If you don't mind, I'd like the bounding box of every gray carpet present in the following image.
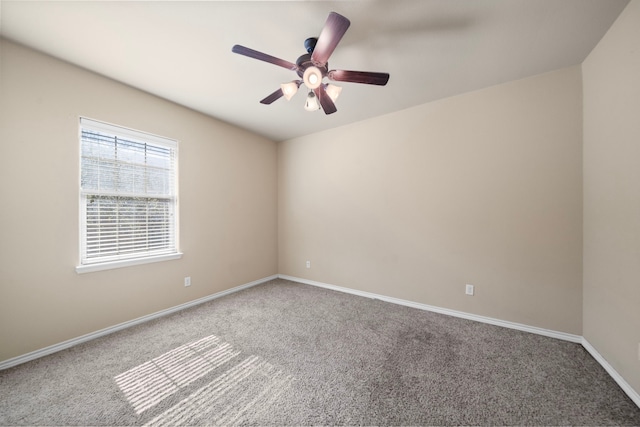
[1,278,639,426]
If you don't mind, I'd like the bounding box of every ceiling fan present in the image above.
[232,12,390,115]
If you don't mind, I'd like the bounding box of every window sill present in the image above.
[75,253,183,274]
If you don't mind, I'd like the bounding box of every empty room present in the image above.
[1,0,639,425]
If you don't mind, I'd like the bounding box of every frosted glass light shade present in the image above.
[304,91,320,111]
[325,84,342,102]
[280,82,298,101]
[303,66,323,89]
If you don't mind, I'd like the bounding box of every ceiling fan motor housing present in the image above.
[296,52,328,79]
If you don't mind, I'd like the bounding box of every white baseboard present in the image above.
[3,273,639,411]
[279,274,582,343]
[0,274,278,371]
[279,274,640,409]
[582,338,640,408]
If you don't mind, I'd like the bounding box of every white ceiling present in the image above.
[0,0,629,142]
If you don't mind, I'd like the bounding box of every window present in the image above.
[77,118,180,273]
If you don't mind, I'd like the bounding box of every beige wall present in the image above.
[0,39,278,362]
[279,66,583,334]
[582,0,640,396]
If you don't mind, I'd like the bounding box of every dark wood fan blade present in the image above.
[232,45,298,71]
[328,70,390,86]
[311,12,350,67]
[260,88,284,105]
[314,86,337,115]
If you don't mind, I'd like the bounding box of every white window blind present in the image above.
[79,118,178,268]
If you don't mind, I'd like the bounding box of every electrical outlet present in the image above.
[465,284,474,296]
[184,277,191,287]
[306,261,311,269]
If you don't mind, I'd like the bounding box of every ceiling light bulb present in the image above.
[325,84,342,102]
[280,81,299,101]
[304,91,320,111]
[303,66,323,90]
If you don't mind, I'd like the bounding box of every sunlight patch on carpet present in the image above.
[115,335,240,414]
[144,355,294,426]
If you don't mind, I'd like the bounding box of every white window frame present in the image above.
[76,117,181,274]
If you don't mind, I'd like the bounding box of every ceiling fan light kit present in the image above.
[232,11,389,115]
